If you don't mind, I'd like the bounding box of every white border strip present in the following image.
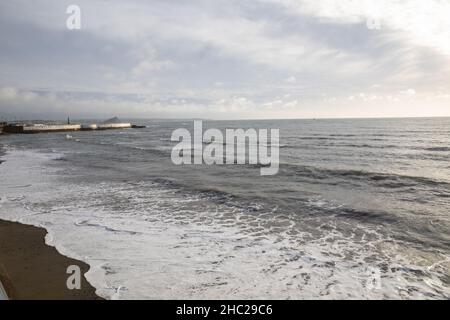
[0,280,8,300]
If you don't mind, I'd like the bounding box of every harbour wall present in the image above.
[3,123,134,134]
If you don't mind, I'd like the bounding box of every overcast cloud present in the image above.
[1,0,450,120]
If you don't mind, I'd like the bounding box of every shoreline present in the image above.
[0,219,102,300]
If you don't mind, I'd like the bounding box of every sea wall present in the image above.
[24,124,82,133]
[4,123,135,134]
[97,123,132,130]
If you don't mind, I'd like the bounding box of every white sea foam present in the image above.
[0,148,448,299]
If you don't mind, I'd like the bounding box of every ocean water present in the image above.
[0,118,449,299]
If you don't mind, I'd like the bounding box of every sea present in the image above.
[0,117,449,299]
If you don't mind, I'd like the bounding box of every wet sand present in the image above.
[0,219,102,300]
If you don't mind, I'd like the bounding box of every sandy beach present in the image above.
[0,219,101,300]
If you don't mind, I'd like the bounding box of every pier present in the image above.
[2,118,144,134]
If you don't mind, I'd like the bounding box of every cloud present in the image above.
[284,76,297,83]
[0,1,450,119]
[400,88,416,96]
[264,0,450,55]
[131,44,174,77]
[0,87,19,99]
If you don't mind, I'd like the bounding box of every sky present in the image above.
[0,0,450,120]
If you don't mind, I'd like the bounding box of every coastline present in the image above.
[0,219,102,300]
